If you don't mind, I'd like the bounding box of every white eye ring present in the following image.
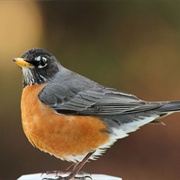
[38,64,47,68]
[37,56,48,68]
[35,56,41,61]
[42,57,47,62]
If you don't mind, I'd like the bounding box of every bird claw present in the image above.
[41,171,92,180]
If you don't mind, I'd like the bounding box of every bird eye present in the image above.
[35,56,48,68]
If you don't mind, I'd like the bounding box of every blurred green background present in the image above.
[1,1,180,179]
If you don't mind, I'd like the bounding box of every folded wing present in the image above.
[38,70,164,116]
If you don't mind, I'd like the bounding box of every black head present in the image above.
[22,48,53,68]
[13,48,61,87]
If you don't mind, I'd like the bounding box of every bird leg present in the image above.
[42,150,95,180]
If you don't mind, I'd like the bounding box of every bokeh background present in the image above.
[1,1,180,180]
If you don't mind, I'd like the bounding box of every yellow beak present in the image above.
[13,58,32,68]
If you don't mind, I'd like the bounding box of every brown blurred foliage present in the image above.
[1,1,180,180]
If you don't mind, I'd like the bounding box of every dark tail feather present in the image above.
[158,101,180,113]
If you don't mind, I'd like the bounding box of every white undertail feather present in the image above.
[63,114,160,162]
[93,114,160,159]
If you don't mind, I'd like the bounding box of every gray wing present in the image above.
[38,68,164,116]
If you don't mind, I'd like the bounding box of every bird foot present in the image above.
[42,151,95,180]
[42,170,92,180]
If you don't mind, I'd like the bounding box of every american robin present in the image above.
[13,48,180,180]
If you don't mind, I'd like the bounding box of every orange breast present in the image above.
[21,84,109,161]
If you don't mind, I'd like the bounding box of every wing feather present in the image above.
[38,69,163,116]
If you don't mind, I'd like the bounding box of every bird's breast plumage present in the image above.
[21,84,110,162]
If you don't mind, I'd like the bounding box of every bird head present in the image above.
[13,48,61,87]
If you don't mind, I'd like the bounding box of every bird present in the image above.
[13,48,180,180]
